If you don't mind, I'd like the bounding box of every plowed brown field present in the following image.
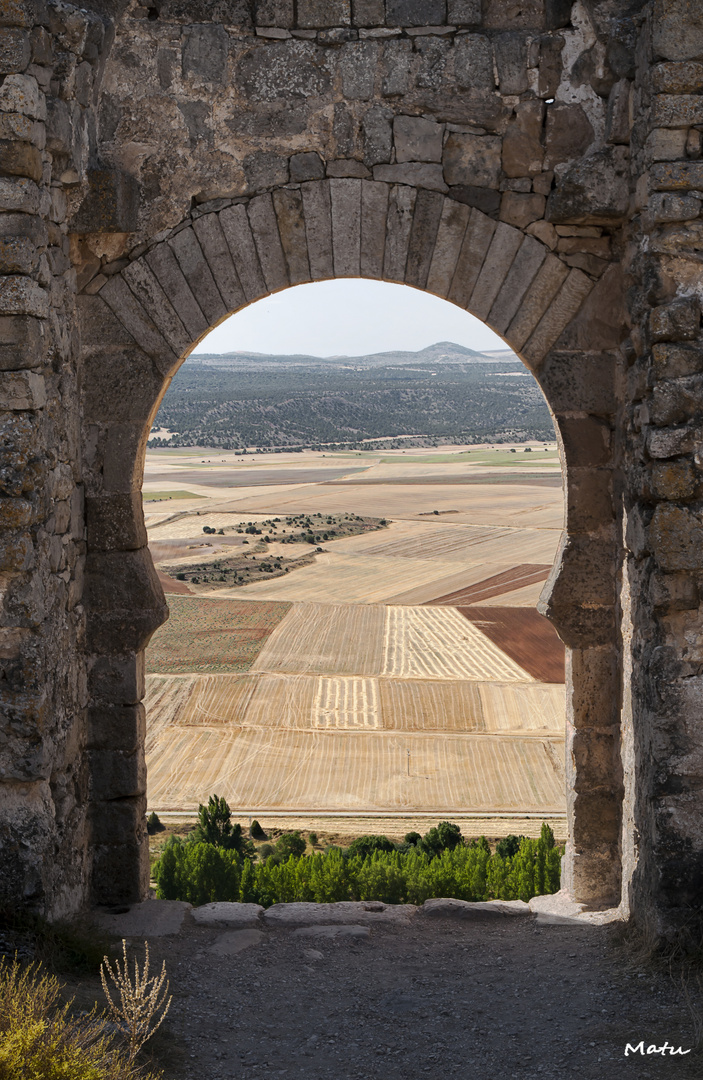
[459,607,565,683]
[424,564,552,606]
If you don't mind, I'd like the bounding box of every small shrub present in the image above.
[404,832,422,847]
[495,835,524,859]
[146,812,164,835]
[250,819,266,840]
[308,832,318,847]
[0,958,161,1080]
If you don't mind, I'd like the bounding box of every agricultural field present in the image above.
[144,443,568,822]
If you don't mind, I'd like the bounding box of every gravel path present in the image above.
[142,914,700,1080]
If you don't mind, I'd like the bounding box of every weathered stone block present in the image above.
[0,28,30,73]
[448,0,480,21]
[340,42,378,99]
[362,104,392,166]
[648,504,703,572]
[539,534,616,647]
[544,104,595,171]
[289,151,325,182]
[650,161,703,191]
[469,220,522,321]
[217,204,268,306]
[651,375,703,427]
[330,177,361,277]
[247,192,289,292]
[182,24,228,83]
[488,234,546,334]
[538,351,616,418]
[360,179,388,278]
[0,313,44,369]
[99,277,177,379]
[0,1,42,29]
[298,0,350,27]
[88,652,145,707]
[652,94,703,128]
[91,840,149,907]
[243,149,289,192]
[547,147,629,226]
[88,795,146,846]
[649,570,699,611]
[405,188,443,289]
[502,100,544,178]
[84,547,168,654]
[192,214,246,314]
[652,460,697,500]
[373,163,447,192]
[443,133,501,189]
[0,175,40,213]
[255,0,294,27]
[647,424,702,459]
[352,0,384,25]
[70,169,140,233]
[652,0,703,63]
[453,33,493,90]
[86,493,147,553]
[499,191,545,228]
[386,0,446,25]
[652,62,703,94]
[273,187,310,285]
[605,79,631,145]
[327,159,371,178]
[87,705,146,755]
[0,73,44,119]
[0,274,47,318]
[494,31,528,94]
[505,253,568,351]
[394,115,443,163]
[650,296,700,342]
[566,468,613,532]
[448,184,500,218]
[558,415,612,468]
[0,235,37,274]
[652,343,703,380]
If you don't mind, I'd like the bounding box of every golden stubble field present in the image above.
[144,444,567,825]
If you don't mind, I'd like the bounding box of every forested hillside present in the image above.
[148,343,553,450]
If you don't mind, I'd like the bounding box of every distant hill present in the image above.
[189,341,515,368]
[149,342,553,451]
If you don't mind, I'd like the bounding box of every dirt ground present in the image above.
[131,914,701,1080]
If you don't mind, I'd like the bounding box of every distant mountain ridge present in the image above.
[150,343,551,451]
[189,341,517,368]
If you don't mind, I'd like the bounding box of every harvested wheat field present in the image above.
[145,673,563,737]
[459,607,565,683]
[381,606,532,681]
[146,724,565,813]
[146,596,291,674]
[252,603,386,676]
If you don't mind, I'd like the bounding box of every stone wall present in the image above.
[0,0,702,937]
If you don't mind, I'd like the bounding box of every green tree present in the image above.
[346,835,395,859]
[146,811,164,835]
[404,831,422,847]
[437,821,463,850]
[192,795,254,859]
[250,819,266,840]
[495,834,523,859]
[275,831,306,859]
[154,839,241,905]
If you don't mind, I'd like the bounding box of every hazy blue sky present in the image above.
[192,279,507,357]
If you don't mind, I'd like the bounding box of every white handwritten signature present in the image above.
[625,1041,691,1056]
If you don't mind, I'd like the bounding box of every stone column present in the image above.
[0,0,111,915]
[619,2,703,937]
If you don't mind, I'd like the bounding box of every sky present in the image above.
[192,279,508,357]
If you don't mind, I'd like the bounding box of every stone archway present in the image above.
[6,0,703,936]
[78,179,624,909]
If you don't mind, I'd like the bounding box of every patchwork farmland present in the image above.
[144,444,567,824]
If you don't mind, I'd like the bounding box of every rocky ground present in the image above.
[91,899,702,1080]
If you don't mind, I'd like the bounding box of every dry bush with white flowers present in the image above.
[100,939,172,1062]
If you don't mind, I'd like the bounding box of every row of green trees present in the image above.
[153,823,561,908]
